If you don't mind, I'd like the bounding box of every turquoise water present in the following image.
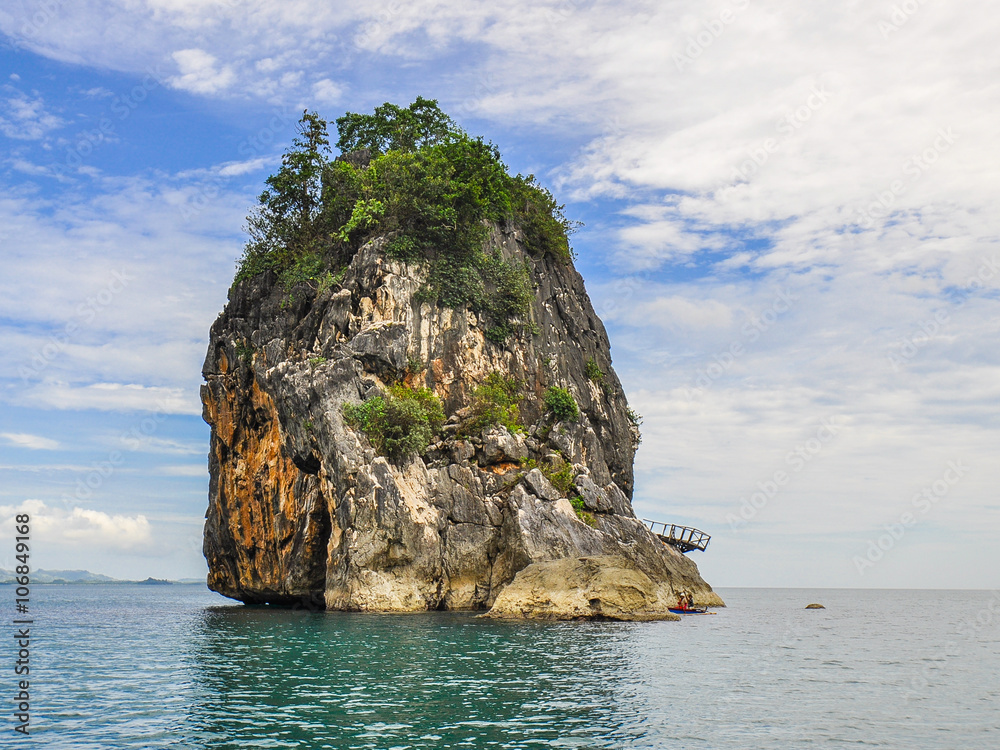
[19,585,1000,747]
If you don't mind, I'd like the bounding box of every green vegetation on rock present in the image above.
[521,454,574,496]
[625,407,643,446]
[465,372,523,434]
[234,340,255,366]
[570,495,597,527]
[343,384,445,460]
[235,98,577,343]
[546,461,575,495]
[544,386,579,422]
[585,357,605,384]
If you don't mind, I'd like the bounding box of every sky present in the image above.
[0,0,997,588]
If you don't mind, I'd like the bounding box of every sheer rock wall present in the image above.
[202,227,722,610]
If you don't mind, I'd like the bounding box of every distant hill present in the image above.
[0,569,201,584]
[0,568,118,584]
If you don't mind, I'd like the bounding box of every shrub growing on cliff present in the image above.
[584,357,605,384]
[465,373,523,434]
[546,460,575,495]
[544,386,579,422]
[343,385,444,460]
[235,100,578,342]
[570,495,597,527]
[237,111,333,284]
[625,407,643,446]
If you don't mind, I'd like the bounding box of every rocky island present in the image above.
[202,99,722,619]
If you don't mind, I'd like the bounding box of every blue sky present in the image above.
[0,0,997,588]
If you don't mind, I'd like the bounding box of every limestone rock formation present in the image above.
[202,227,722,612]
[483,556,683,621]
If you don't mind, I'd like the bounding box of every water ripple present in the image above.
[24,586,1000,748]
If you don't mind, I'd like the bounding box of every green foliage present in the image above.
[316,268,345,294]
[520,454,574,496]
[237,111,332,282]
[569,495,596,526]
[235,100,579,342]
[625,407,643,446]
[406,356,426,374]
[585,357,605,383]
[330,131,543,342]
[478,251,535,344]
[545,386,579,422]
[343,384,444,460]
[234,340,255,366]
[465,373,523,434]
[336,96,456,154]
[387,234,418,261]
[547,461,575,495]
[234,244,280,284]
[336,198,384,242]
[308,356,327,370]
[279,251,326,290]
[505,174,578,263]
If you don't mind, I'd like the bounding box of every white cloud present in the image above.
[0,432,60,450]
[0,169,246,412]
[21,382,201,414]
[169,48,236,94]
[0,85,65,139]
[0,499,152,550]
[611,295,733,331]
[157,464,207,477]
[312,78,343,106]
[127,437,204,456]
[3,0,999,586]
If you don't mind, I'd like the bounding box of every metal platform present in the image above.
[642,520,711,553]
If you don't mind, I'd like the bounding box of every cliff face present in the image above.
[202,226,721,611]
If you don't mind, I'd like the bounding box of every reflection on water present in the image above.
[183,607,648,748]
[27,585,1000,748]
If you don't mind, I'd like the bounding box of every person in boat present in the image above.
[676,591,690,611]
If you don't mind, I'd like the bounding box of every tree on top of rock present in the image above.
[335,97,457,154]
[242,110,331,275]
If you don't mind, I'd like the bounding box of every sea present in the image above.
[12,585,999,748]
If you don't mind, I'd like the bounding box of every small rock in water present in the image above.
[805,603,825,609]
